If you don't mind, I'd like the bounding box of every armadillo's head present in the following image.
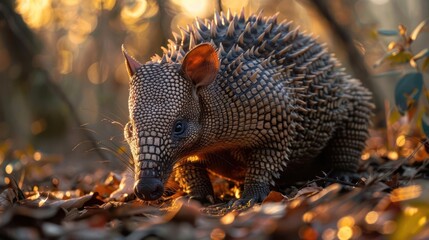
[122,43,219,201]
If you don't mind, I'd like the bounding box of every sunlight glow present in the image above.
[404,206,419,216]
[361,152,370,161]
[58,50,73,74]
[289,199,302,209]
[396,135,406,147]
[172,0,209,16]
[370,0,389,5]
[365,211,379,224]
[121,0,148,24]
[38,195,49,207]
[4,177,10,185]
[322,228,336,240]
[5,164,13,174]
[387,151,398,160]
[222,0,250,13]
[210,228,226,240]
[16,0,53,29]
[302,211,315,223]
[220,212,235,225]
[33,152,42,161]
[186,156,200,162]
[88,62,109,84]
[419,216,427,226]
[337,226,353,240]
[338,216,355,228]
[91,0,116,10]
[232,185,240,199]
[390,185,422,202]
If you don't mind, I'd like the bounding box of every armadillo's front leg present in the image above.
[175,161,215,204]
[230,149,284,207]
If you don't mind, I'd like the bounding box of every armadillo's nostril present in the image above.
[134,178,164,201]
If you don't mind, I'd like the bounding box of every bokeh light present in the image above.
[390,185,422,202]
[16,0,53,29]
[121,0,148,24]
[171,0,211,16]
[365,211,379,224]
[5,164,13,174]
[88,62,109,85]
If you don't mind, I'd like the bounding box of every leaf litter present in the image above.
[2,133,429,239]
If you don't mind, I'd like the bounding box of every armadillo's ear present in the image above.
[181,43,220,87]
[122,44,142,79]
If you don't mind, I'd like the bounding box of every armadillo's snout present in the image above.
[134,178,164,201]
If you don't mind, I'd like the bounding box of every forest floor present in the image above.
[2,130,429,240]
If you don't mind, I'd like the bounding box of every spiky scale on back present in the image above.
[122,10,374,205]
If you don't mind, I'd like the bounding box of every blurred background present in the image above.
[0,0,428,189]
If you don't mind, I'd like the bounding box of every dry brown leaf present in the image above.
[163,199,202,226]
[262,191,286,204]
[22,192,102,209]
[109,169,134,200]
[294,185,323,199]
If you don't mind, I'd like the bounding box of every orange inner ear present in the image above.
[182,43,220,87]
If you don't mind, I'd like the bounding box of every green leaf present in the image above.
[411,20,427,41]
[395,72,423,114]
[378,29,399,36]
[388,107,402,124]
[422,113,429,138]
[387,51,413,65]
[392,202,429,240]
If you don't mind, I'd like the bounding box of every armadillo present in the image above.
[121,10,373,205]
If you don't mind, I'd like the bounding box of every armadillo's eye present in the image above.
[173,120,187,136]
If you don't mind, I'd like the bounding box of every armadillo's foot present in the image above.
[323,170,362,188]
[175,162,215,205]
[226,183,270,210]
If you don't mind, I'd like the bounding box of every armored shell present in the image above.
[122,10,373,203]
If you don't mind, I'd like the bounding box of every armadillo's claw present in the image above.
[224,182,270,211]
[228,197,256,210]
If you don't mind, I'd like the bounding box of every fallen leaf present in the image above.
[262,191,286,203]
[109,169,134,200]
